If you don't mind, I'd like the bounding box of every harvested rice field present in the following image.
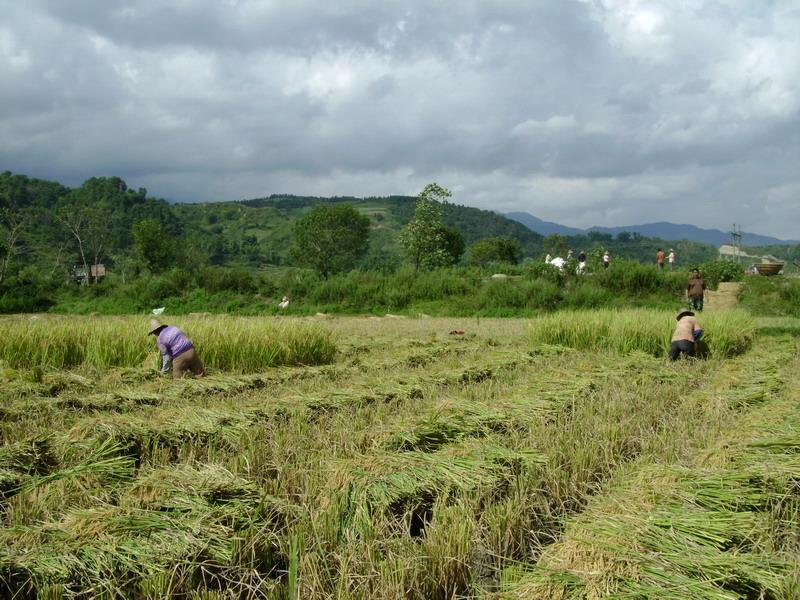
[0,311,798,599]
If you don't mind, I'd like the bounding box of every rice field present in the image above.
[0,316,335,371]
[0,311,797,599]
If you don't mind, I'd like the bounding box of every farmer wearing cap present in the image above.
[148,319,205,378]
[670,310,702,361]
[685,268,706,311]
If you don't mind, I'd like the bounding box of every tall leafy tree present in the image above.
[291,204,371,277]
[440,225,465,265]
[468,236,522,266]
[133,219,174,273]
[543,233,570,257]
[0,208,28,285]
[399,183,456,270]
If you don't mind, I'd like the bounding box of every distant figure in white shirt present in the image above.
[549,256,566,271]
[278,296,290,309]
[577,250,587,274]
[668,249,676,271]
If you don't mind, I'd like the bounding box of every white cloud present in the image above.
[511,115,579,136]
[0,0,798,239]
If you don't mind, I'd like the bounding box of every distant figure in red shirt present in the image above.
[656,248,665,271]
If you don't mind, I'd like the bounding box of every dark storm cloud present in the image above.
[1,0,799,238]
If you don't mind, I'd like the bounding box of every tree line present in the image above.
[1,170,730,313]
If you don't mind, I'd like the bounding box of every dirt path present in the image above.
[705,281,743,310]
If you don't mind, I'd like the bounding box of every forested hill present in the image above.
[186,193,547,267]
[2,171,724,283]
[0,172,545,274]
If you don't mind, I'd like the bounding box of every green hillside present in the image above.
[173,194,546,269]
[0,170,751,315]
[2,170,727,278]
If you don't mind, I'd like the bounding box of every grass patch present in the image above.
[0,316,336,371]
[529,308,754,357]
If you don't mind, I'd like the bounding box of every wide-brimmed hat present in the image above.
[676,310,695,321]
[148,318,166,335]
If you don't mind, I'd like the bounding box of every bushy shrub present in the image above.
[593,260,682,295]
[468,237,522,266]
[522,261,566,285]
[698,260,744,289]
[564,281,613,308]
[197,266,257,294]
[0,268,58,313]
[739,276,800,317]
[140,275,182,305]
[408,268,476,299]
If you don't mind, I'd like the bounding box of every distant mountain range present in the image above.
[506,212,798,247]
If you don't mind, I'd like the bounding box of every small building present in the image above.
[717,245,780,263]
[71,264,106,284]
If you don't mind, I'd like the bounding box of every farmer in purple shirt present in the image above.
[148,319,205,378]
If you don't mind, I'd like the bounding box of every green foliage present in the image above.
[592,260,686,296]
[698,259,745,289]
[542,234,570,257]
[195,266,258,294]
[399,183,455,270]
[0,267,59,313]
[290,204,370,277]
[523,260,566,285]
[468,237,523,266]
[0,170,723,290]
[555,233,717,266]
[440,226,465,265]
[741,243,800,268]
[38,259,697,317]
[739,276,800,317]
[476,278,563,311]
[441,203,543,256]
[132,219,173,273]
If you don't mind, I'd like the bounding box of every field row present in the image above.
[0,315,791,598]
[498,334,800,599]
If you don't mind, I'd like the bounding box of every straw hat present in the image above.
[676,310,694,321]
[148,319,166,335]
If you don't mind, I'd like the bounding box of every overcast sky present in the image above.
[1,1,799,237]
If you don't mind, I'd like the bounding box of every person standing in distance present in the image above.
[656,248,665,271]
[149,319,205,378]
[685,268,706,311]
[602,250,610,269]
[577,250,587,274]
[668,249,676,271]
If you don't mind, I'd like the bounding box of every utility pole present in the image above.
[730,224,743,263]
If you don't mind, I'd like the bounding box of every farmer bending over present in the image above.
[670,310,702,361]
[149,319,205,378]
